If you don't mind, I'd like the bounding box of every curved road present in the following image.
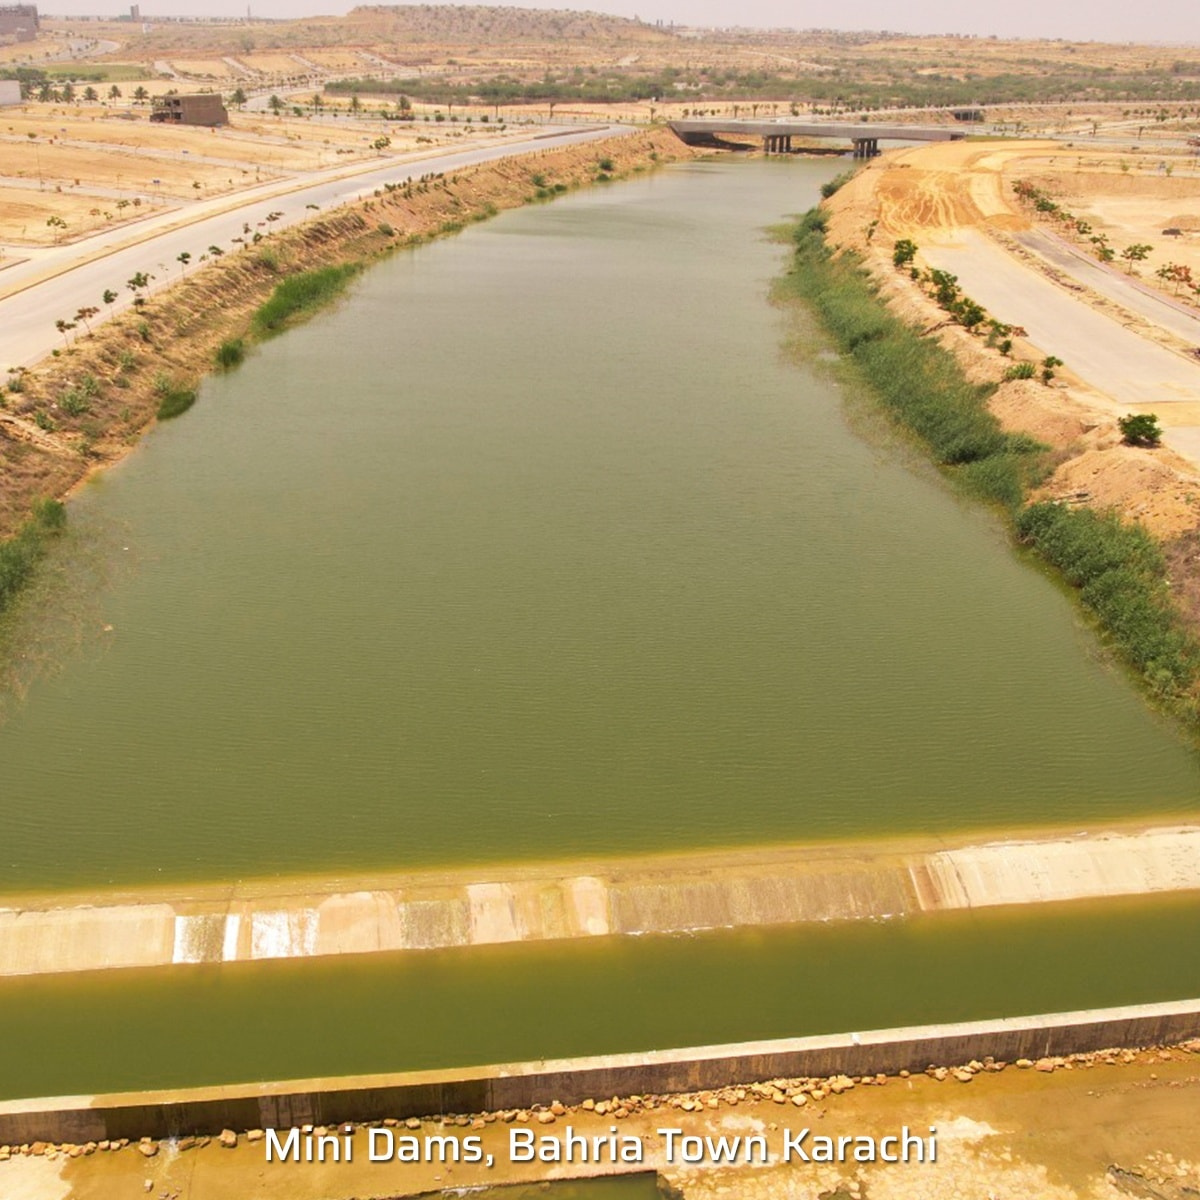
[0,124,631,371]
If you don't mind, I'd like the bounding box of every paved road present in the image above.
[0,124,630,371]
[923,229,1200,466]
[1013,228,1200,346]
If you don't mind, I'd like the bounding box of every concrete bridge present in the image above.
[668,118,969,157]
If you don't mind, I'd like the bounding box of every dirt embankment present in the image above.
[0,127,700,544]
[822,141,1200,581]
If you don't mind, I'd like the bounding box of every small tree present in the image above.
[176,251,191,275]
[268,94,284,114]
[1041,355,1064,384]
[54,318,76,349]
[132,85,149,104]
[75,305,99,334]
[1120,243,1153,274]
[230,87,247,110]
[892,238,917,269]
[1118,413,1162,447]
[102,288,117,308]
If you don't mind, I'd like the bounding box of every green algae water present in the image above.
[1,158,1200,1102]
[1,158,1197,893]
[1,892,1199,1100]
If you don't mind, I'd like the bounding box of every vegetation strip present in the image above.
[252,263,364,336]
[784,210,1200,720]
[0,501,66,618]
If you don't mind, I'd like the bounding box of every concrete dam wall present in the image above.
[1,823,1198,978]
[0,998,1197,1144]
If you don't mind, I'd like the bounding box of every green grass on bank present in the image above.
[784,210,1044,510]
[786,208,1200,717]
[1017,503,1199,700]
[0,500,66,619]
[252,263,363,337]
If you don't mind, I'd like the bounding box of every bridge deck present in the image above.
[669,118,967,143]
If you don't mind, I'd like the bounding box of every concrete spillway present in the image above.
[668,118,968,156]
[1,823,1198,978]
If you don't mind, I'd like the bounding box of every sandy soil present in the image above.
[0,106,528,245]
[4,1050,1196,1200]
[823,141,1200,547]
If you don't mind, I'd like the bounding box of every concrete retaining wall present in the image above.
[3,824,1199,978]
[1,998,1197,1145]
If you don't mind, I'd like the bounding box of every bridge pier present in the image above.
[852,137,880,159]
[762,134,793,155]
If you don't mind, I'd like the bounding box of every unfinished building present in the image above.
[150,93,229,126]
[0,4,38,43]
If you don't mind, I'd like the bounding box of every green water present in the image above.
[1,893,1199,1100]
[1,158,1197,893]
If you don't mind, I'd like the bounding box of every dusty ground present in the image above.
[0,104,529,246]
[823,140,1200,550]
[1,1049,1197,1200]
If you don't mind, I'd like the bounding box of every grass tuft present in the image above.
[252,264,362,336]
[0,500,67,617]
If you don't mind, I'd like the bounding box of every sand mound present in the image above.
[1039,445,1200,539]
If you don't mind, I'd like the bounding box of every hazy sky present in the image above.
[45,0,1198,43]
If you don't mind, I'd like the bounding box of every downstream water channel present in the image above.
[1,158,1199,1099]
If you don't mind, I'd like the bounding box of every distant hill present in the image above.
[115,5,674,55]
[345,4,672,44]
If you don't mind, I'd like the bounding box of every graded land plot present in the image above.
[0,107,471,242]
[0,39,66,64]
[0,185,147,245]
[167,57,238,79]
[0,133,270,200]
[1010,159,1200,292]
[298,48,376,71]
[238,53,313,75]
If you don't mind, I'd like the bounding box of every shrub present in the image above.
[59,388,89,417]
[214,338,245,370]
[252,264,361,335]
[0,500,66,615]
[156,388,196,420]
[820,169,856,199]
[1004,361,1036,381]
[1118,413,1162,447]
[892,238,918,268]
[597,157,615,173]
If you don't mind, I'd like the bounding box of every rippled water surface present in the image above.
[1,158,1197,893]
